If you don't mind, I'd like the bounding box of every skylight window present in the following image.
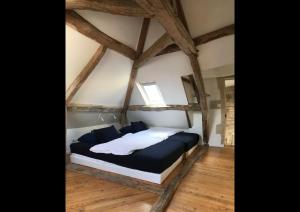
[137,82,165,106]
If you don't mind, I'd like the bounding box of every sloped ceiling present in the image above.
[66,25,99,89]
[181,0,234,37]
[66,11,143,106]
[75,10,143,49]
[66,0,234,107]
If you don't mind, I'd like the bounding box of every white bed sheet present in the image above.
[90,127,182,155]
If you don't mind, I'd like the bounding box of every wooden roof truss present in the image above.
[66,0,235,144]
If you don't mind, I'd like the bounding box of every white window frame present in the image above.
[136,82,166,106]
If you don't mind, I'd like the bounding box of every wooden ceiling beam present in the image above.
[66,46,107,105]
[128,104,201,111]
[134,33,173,68]
[156,24,235,56]
[135,0,197,55]
[66,10,137,60]
[66,0,151,18]
[67,103,122,113]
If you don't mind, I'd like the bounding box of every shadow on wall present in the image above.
[127,110,190,129]
[66,111,120,129]
[127,111,203,138]
[208,109,223,147]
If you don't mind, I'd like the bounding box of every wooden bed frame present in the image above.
[66,144,208,211]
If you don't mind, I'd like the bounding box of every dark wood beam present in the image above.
[187,54,209,143]
[135,18,151,56]
[135,0,197,55]
[66,46,107,105]
[128,104,201,111]
[156,24,235,56]
[175,0,189,33]
[122,18,150,112]
[185,110,192,128]
[67,103,122,113]
[170,0,178,16]
[134,33,173,68]
[173,0,192,129]
[121,18,151,125]
[66,10,137,60]
[66,0,151,18]
[150,145,208,212]
[136,0,209,142]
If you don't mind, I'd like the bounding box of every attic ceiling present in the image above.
[181,0,234,37]
[70,0,234,53]
[66,0,234,106]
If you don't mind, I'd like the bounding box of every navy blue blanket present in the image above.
[70,132,199,174]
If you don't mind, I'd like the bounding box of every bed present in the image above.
[69,127,200,184]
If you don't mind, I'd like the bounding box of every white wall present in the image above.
[198,35,234,70]
[66,11,143,106]
[71,49,133,105]
[204,78,223,147]
[66,111,120,129]
[181,0,234,37]
[202,64,234,79]
[144,19,166,49]
[66,25,100,89]
[66,11,143,128]
[127,50,193,130]
[76,10,143,49]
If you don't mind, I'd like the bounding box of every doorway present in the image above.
[224,79,234,146]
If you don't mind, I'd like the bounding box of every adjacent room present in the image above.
[66,0,234,211]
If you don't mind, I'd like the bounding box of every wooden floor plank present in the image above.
[66,146,234,212]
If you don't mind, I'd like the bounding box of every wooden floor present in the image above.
[66,147,234,212]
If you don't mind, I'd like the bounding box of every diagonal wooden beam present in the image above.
[170,0,178,16]
[66,0,151,18]
[134,33,173,68]
[187,53,209,143]
[135,18,151,56]
[135,0,209,142]
[150,145,208,212]
[135,0,197,55]
[174,0,192,129]
[175,0,189,33]
[121,18,150,124]
[156,24,235,56]
[66,10,137,60]
[66,46,107,105]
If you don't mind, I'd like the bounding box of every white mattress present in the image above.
[70,145,198,184]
